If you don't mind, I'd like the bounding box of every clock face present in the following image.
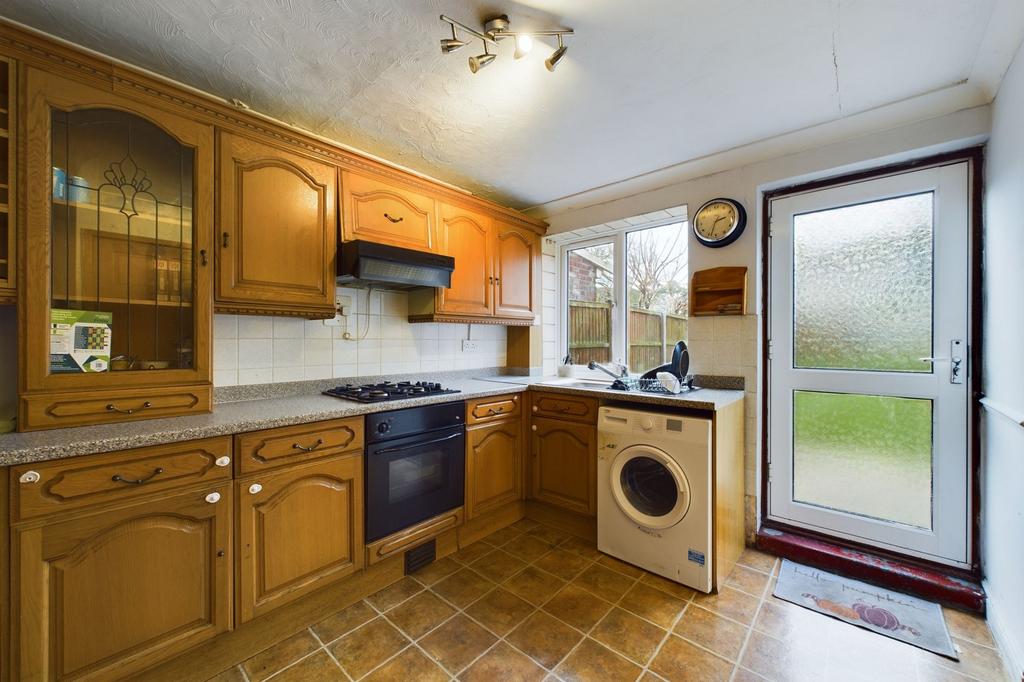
[693,198,746,247]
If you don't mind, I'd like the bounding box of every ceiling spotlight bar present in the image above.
[439,13,573,74]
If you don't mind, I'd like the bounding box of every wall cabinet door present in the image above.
[236,453,363,622]
[438,203,493,316]
[494,222,539,320]
[531,417,597,516]
[467,419,522,519]
[13,484,232,680]
[340,171,437,252]
[217,131,336,317]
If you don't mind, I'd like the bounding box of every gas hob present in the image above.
[322,381,461,403]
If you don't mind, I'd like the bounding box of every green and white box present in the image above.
[50,309,113,373]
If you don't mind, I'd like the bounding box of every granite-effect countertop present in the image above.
[0,377,743,466]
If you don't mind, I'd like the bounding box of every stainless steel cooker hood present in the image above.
[337,240,455,289]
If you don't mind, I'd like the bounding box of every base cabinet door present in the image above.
[466,419,522,519]
[216,131,337,317]
[531,417,596,516]
[13,484,232,680]
[237,453,363,622]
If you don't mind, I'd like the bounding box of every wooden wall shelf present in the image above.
[690,266,747,316]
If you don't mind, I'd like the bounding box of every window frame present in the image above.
[558,216,689,377]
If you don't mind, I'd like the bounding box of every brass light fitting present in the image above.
[439,14,573,74]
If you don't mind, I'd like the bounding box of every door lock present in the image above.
[950,339,964,385]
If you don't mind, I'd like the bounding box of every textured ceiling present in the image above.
[0,1,1011,208]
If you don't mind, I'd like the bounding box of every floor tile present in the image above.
[504,566,567,606]
[915,658,978,681]
[596,554,646,579]
[471,548,528,583]
[559,536,602,560]
[740,630,826,682]
[482,526,522,548]
[649,634,734,682]
[311,600,377,643]
[691,585,760,624]
[726,564,771,598]
[942,607,996,648]
[432,567,495,608]
[362,645,449,682]
[204,665,246,682]
[920,636,1010,682]
[365,576,423,611]
[452,541,498,565]
[464,587,536,636]
[269,651,345,681]
[511,518,541,532]
[737,548,778,574]
[573,564,636,602]
[639,572,697,601]
[620,582,687,629]
[242,630,320,681]
[386,590,456,639]
[732,668,770,682]
[754,598,834,649]
[419,614,498,674]
[329,617,410,680]
[590,607,666,665]
[533,548,593,581]
[555,637,642,682]
[527,524,572,546]
[673,604,749,661]
[458,641,546,682]
[507,610,584,669]
[410,556,461,586]
[502,534,555,563]
[542,583,615,632]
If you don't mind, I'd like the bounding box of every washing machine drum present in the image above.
[610,445,691,529]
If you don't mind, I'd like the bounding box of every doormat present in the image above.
[773,559,958,659]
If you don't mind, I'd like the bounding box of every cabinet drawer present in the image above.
[466,393,522,425]
[530,392,598,424]
[11,436,232,522]
[235,417,364,474]
[341,171,437,252]
[19,385,212,431]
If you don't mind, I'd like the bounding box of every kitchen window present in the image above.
[561,219,688,376]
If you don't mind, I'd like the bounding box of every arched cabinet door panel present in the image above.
[467,419,522,519]
[437,204,493,316]
[216,131,337,317]
[12,485,232,680]
[341,170,437,251]
[531,417,597,516]
[236,453,364,622]
[494,222,539,320]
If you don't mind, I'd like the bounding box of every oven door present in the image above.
[365,425,465,542]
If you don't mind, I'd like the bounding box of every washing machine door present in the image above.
[609,445,690,529]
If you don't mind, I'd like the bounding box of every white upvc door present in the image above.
[768,162,971,567]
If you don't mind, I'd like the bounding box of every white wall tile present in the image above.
[272,339,304,367]
[238,367,273,384]
[237,339,272,368]
[213,338,238,370]
[237,316,273,339]
[213,314,238,339]
[304,339,333,366]
[273,317,304,339]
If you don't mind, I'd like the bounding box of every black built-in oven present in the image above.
[364,401,465,543]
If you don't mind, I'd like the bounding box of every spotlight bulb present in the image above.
[468,52,496,73]
[545,44,567,71]
[441,38,467,53]
[513,34,533,59]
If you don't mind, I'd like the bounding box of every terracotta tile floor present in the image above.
[209,522,1010,681]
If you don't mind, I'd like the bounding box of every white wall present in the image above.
[534,105,992,542]
[980,39,1024,678]
[212,286,506,386]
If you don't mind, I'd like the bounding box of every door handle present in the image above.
[920,339,964,384]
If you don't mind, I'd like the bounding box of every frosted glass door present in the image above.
[768,164,971,567]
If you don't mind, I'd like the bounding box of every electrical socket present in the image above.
[323,295,353,327]
[462,339,479,352]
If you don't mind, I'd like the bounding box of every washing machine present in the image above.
[597,406,713,592]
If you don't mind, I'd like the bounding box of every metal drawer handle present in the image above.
[215,456,231,467]
[486,407,504,416]
[112,467,164,485]
[19,470,40,484]
[199,249,208,266]
[106,401,152,415]
[384,212,403,223]
[249,483,263,495]
[292,438,324,452]
[222,231,230,248]
[205,492,221,504]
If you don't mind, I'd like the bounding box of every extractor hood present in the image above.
[337,240,455,289]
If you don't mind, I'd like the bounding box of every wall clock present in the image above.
[692,197,746,248]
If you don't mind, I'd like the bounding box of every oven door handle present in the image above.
[374,432,462,455]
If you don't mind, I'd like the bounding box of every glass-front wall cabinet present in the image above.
[0,56,14,297]
[21,68,213,430]
[50,108,196,372]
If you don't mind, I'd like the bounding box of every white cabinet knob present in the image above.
[531,424,537,431]
[205,492,222,504]
[249,483,263,495]
[19,470,40,484]
[215,456,231,467]
[532,406,538,412]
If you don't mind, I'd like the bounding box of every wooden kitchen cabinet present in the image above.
[216,131,337,318]
[340,170,437,252]
[436,202,493,316]
[530,417,597,516]
[0,55,16,304]
[493,220,540,320]
[12,483,232,680]
[466,415,523,519]
[236,453,363,622]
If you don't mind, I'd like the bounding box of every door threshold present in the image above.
[756,526,985,613]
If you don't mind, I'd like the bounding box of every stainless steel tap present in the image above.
[588,360,629,380]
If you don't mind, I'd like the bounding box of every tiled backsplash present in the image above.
[213,287,506,386]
